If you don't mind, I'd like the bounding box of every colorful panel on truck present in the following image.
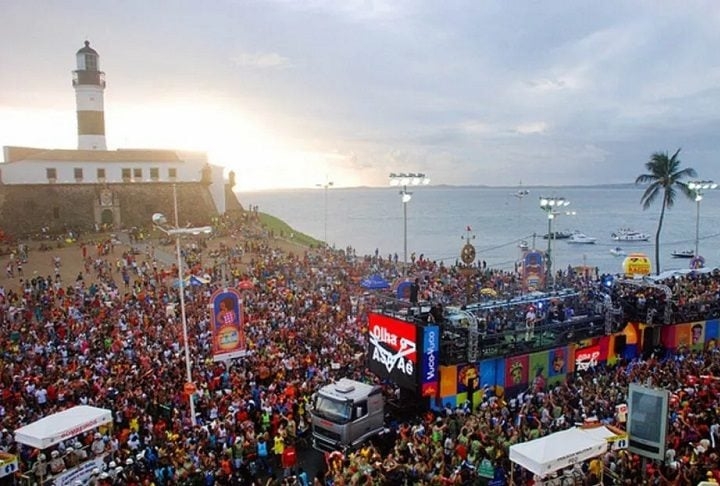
[457,363,480,393]
[367,312,418,391]
[705,320,719,349]
[504,354,529,395]
[480,359,499,394]
[494,357,506,398]
[689,321,706,351]
[674,323,692,350]
[529,350,549,391]
[440,365,458,397]
[547,347,568,385]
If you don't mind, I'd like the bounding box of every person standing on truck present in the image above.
[410,278,419,304]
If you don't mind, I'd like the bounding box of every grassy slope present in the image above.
[257,212,321,248]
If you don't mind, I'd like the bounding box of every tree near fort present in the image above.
[635,148,696,275]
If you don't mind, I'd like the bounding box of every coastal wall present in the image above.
[0,182,225,237]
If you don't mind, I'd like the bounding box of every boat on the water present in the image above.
[611,228,650,242]
[542,230,572,240]
[567,231,597,244]
[610,247,626,256]
[512,181,529,199]
[671,249,695,258]
[518,240,529,251]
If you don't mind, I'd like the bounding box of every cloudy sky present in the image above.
[1,1,719,190]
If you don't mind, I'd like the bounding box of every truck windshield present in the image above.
[314,395,352,423]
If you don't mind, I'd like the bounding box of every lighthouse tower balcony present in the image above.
[72,70,106,88]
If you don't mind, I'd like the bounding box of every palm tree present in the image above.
[635,148,697,275]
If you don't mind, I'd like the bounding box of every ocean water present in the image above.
[238,185,720,275]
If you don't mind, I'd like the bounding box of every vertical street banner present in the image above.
[211,288,246,361]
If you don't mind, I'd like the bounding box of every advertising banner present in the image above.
[575,344,601,372]
[420,325,440,396]
[211,288,246,361]
[367,312,418,390]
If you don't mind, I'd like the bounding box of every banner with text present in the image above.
[421,325,440,396]
[367,312,418,390]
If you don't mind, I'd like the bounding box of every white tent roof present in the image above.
[580,425,623,442]
[14,406,112,449]
[509,427,608,477]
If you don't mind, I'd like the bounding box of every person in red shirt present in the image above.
[281,444,297,477]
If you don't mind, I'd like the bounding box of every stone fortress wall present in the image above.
[0,182,232,238]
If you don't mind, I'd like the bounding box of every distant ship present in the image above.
[513,181,529,199]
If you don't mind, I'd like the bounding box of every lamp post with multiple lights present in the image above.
[687,180,717,258]
[389,172,430,276]
[539,196,571,290]
[152,184,212,427]
[316,178,334,247]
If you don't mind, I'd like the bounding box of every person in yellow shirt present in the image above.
[273,434,285,468]
[588,457,602,479]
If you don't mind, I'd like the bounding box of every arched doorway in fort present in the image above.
[101,209,114,225]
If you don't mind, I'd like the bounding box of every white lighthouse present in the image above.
[72,41,107,150]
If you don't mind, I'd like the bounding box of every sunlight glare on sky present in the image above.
[1,1,720,189]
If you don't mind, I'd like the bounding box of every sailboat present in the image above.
[513,181,529,199]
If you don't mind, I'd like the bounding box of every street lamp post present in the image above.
[688,180,717,257]
[152,184,212,427]
[389,173,430,276]
[316,178,334,246]
[539,197,571,290]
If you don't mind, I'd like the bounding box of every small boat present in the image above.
[610,247,626,256]
[567,231,596,244]
[512,181,529,199]
[518,240,529,251]
[542,230,572,240]
[611,228,650,242]
[671,249,694,258]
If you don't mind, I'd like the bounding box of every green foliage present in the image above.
[257,212,321,248]
[635,148,697,274]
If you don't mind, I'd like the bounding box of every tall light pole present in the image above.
[152,184,212,427]
[389,172,430,276]
[688,180,717,257]
[316,178,334,246]
[539,196,571,290]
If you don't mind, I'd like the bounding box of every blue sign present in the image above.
[421,325,439,396]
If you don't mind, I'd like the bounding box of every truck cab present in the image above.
[310,378,385,452]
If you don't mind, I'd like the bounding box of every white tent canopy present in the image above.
[581,425,622,442]
[14,406,112,449]
[509,427,608,478]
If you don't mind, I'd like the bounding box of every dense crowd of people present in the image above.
[1,212,720,485]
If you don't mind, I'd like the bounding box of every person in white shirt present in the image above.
[525,306,537,341]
